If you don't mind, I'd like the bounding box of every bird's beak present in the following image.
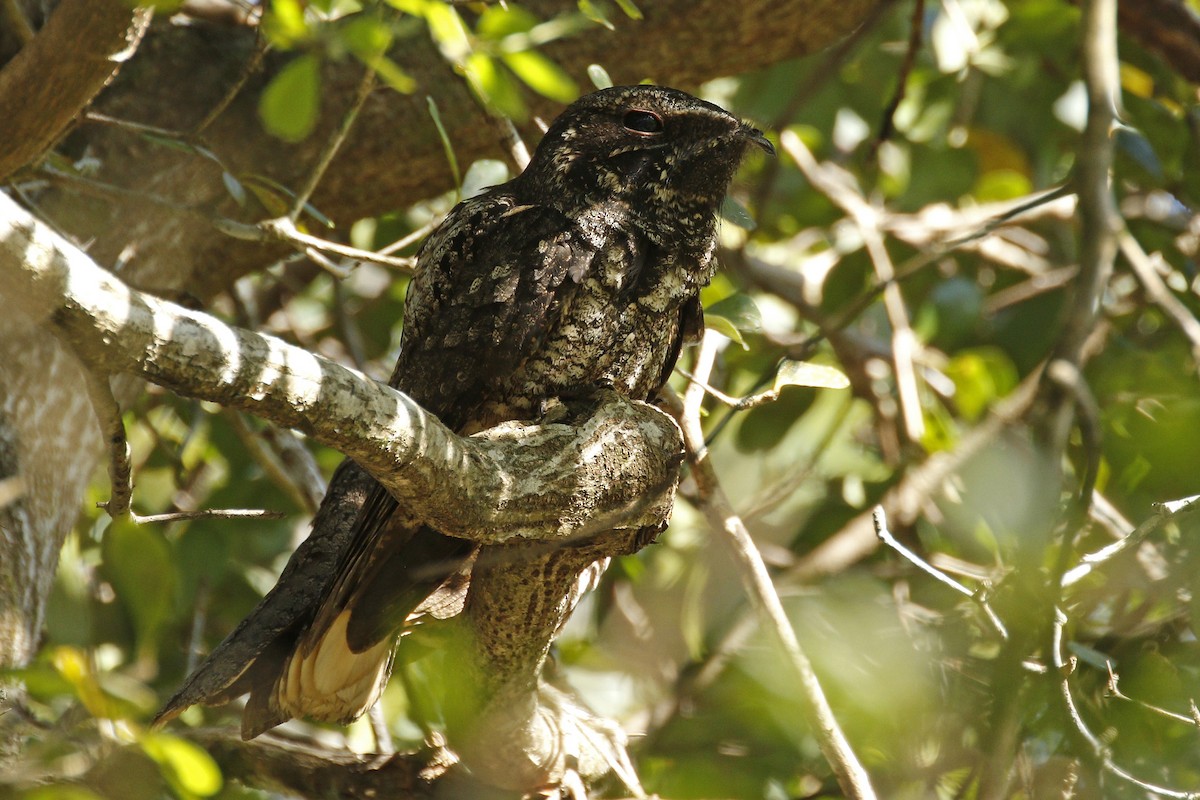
[745,126,775,156]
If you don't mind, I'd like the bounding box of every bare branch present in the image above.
[1062,493,1200,587]
[872,506,1008,640]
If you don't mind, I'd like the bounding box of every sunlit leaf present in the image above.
[773,360,850,391]
[613,0,643,20]
[705,314,746,348]
[944,347,1017,421]
[262,0,311,48]
[423,1,470,61]
[49,646,111,719]
[140,732,224,798]
[587,63,614,89]
[501,50,578,103]
[341,14,393,59]
[258,54,321,142]
[476,4,538,38]
[705,294,761,346]
[461,159,510,200]
[578,1,615,30]
[464,52,526,119]
[372,55,417,94]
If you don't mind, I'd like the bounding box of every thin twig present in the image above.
[39,164,198,215]
[80,366,133,520]
[223,410,324,514]
[672,367,780,410]
[377,218,439,256]
[1062,493,1199,587]
[193,28,269,136]
[1045,359,1103,516]
[672,331,878,800]
[289,65,377,222]
[133,508,285,523]
[1106,662,1200,728]
[216,215,416,273]
[83,111,192,141]
[497,116,531,171]
[873,0,925,153]
[1118,227,1200,367]
[1053,609,1199,798]
[367,703,395,756]
[873,506,1008,640]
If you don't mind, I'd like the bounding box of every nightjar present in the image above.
[156,85,772,738]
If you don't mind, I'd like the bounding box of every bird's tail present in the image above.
[251,609,395,739]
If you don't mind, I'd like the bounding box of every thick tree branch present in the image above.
[0,191,682,545]
[0,0,152,181]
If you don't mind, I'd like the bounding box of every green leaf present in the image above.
[464,52,526,119]
[461,159,510,200]
[258,54,321,142]
[423,1,470,60]
[426,95,461,190]
[705,314,746,348]
[140,732,224,798]
[262,0,311,49]
[22,787,106,800]
[340,14,393,60]
[476,5,538,39]
[221,172,247,206]
[719,195,756,230]
[587,63,614,89]
[578,1,615,30]
[372,55,417,94]
[706,294,762,339]
[773,360,850,391]
[501,50,578,103]
[613,0,644,19]
[101,520,176,655]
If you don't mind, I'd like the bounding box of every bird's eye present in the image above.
[622,109,664,135]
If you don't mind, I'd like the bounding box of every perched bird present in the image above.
[155,85,772,738]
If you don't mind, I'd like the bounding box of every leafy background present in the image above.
[7,0,1200,798]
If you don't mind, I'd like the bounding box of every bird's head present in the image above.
[520,85,773,225]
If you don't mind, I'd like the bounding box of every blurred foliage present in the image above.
[9,0,1200,798]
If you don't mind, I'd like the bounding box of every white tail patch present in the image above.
[274,610,394,724]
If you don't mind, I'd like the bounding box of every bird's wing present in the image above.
[305,193,606,655]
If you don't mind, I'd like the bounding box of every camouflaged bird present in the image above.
[155,85,772,737]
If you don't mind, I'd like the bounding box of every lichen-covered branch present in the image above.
[0,191,682,547]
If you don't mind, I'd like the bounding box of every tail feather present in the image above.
[273,610,395,727]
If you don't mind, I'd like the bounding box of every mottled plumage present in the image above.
[155,85,771,738]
